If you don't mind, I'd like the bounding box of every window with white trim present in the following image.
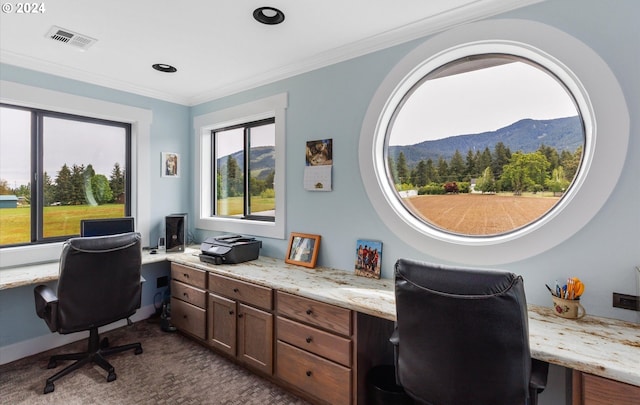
[359,20,629,265]
[0,103,131,247]
[195,93,287,239]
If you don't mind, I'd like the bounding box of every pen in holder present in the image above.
[547,277,586,319]
[551,295,585,319]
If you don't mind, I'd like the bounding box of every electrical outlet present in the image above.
[612,292,640,311]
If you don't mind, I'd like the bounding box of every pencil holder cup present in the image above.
[552,296,586,319]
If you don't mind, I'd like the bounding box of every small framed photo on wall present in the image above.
[162,152,180,177]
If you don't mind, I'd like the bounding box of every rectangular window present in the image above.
[0,104,131,247]
[194,93,287,239]
[213,118,275,222]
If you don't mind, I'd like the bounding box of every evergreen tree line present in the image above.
[217,155,275,199]
[4,163,126,206]
[389,142,582,195]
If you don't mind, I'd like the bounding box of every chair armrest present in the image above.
[530,358,549,392]
[34,285,58,331]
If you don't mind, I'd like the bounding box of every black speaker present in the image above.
[166,214,187,252]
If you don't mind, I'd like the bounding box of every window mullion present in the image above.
[33,112,43,242]
[244,127,250,218]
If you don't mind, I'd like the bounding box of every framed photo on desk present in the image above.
[285,232,321,268]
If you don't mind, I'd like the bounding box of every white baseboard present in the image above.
[0,304,156,365]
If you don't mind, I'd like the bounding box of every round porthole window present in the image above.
[386,53,585,237]
[359,19,629,265]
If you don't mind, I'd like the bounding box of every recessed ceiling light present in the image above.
[152,63,177,73]
[253,7,285,25]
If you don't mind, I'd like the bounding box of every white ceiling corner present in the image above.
[0,0,542,106]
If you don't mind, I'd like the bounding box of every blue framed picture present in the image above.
[355,239,382,279]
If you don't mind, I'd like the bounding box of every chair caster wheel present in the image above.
[44,382,55,394]
[47,359,57,369]
[100,337,109,349]
[134,347,143,355]
[107,371,117,382]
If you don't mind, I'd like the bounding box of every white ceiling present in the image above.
[0,0,539,106]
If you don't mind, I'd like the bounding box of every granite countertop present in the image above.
[3,251,638,387]
[169,254,640,388]
[0,249,171,290]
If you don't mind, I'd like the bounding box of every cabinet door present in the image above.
[171,297,206,340]
[238,303,273,375]
[207,292,236,357]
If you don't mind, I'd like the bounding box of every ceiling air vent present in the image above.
[46,26,97,51]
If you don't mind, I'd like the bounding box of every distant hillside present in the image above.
[218,146,275,180]
[389,116,582,168]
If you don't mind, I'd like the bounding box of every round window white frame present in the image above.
[359,19,629,265]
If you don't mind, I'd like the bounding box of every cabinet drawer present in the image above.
[209,273,272,311]
[574,371,640,405]
[171,297,206,340]
[277,316,351,367]
[277,341,351,405]
[277,291,351,336]
[171,263,207,289]
[171,280,206,308]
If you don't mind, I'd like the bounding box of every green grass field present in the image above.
[0,197,275,245]
[0,204,125,245]
[217,196,275,216]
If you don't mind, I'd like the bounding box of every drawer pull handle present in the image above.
[233,288,239,293]
[238,313,243,318]
[306,337,312,343]
[306,370,312,377]
[229,310,234,315]
[183,292,188,297]
[183,273,189,278]
[306,309,313,315]
[183,315,188,319]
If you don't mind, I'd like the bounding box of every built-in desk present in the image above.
[0,248,180,290]
[2,251,639,402]
[167,254,640,389]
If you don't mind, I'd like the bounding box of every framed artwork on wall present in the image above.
[162,152,180,177]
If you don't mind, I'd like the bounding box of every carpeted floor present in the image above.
[0,317,310,405]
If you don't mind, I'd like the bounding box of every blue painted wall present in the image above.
[1,0,638,402]
[193,0,640,323]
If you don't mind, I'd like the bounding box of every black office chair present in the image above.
[391,259,548,405]
[34,232,144,394]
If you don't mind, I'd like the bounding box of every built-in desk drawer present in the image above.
[208,273,272,311]
[277,291,351,336]
[277,316,351,367]
[171,263,206,289]
[171,298,206,340]
[277,341,351,405]
[171,280,206,308]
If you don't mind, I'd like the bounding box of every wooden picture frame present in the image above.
[285,232,321,268]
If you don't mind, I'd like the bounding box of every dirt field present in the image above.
[404,193,559,235]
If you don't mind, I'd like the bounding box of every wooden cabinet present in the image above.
[276,291,353,405]
[573,370,640,405]
[170,263,207,340]
[207,272,274,375]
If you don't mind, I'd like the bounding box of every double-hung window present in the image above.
[0,103,131,247]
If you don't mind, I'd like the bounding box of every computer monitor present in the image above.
[80,217,135,237]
